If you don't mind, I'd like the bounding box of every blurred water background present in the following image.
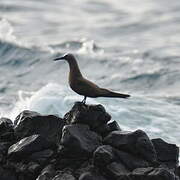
[0,0,180,148]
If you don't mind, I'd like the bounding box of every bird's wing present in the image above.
[74,78,102,97]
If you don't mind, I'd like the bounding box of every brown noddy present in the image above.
[54,53,130,103]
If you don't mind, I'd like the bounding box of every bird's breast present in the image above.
[68,76,80,92]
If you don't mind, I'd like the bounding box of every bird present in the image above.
[54,53,130,104]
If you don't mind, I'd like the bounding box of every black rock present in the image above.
[26,161,41,175]
[1,103,179,180]
[93,145,115,167]
[103,130,157,163]
[131,167,153,176]
[8,161,27,173]
[0,142,12,152]
[131,167,176,180]
[14,110,65,145]
[10,161,41,180]
[108,121,121,131]
[52,170,76,180]
[0,166,17,180]
[115,149,149,171]
[55,156,87,170]
[130,167,154,180]
[8,134,53,160]
[64,102,111,129]
[95,121,121,136]
[0,117,13,133]
[74,160,93,178]
[56,144,88,169]
[106,162,130,180]
[14,110,40,125]
[36,164,56,180]
[176,166,180,178]
[60,124,102,157]
[29,149,54,165]
[79,170,107,180]
[0,142,12,163]
[175,167,180,180]
[152,138,179,169]
[0,118,14,142]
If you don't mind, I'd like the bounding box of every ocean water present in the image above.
[0,0,180,149]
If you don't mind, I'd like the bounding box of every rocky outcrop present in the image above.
[64,102,111,130]
[0,102,179,180]
[0,117,14,142]
[79,170,107,180]
[14,110,65,145]
[131,167,176,180]
[152,138,179,170]
[8,135,54,160]
[103,130,157,163]
[93,145,115,167]
[60,124,102,157]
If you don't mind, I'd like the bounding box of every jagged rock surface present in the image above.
[36,164,56,180]
[0,117,14,142]
[0,102,178,180]
[0,166,17,180]
[79,170,107,180]
[131,167,177,180]
[8,134,54,160]
[60,124,102,157]
[152,138,179,170]
[14,110,65,145]
[115,149,150,171]
[93,145,115,167]
[64,102,111,129]
[103,129,157,163]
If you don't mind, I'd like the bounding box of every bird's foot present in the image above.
[81,96,87,104]
[81,99,86,104]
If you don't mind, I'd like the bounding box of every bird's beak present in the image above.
[53,55,65,61]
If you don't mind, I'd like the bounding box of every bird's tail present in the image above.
[100,88,130,98]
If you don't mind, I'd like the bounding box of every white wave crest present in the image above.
[8,83,80,120]
[0,18,17,43]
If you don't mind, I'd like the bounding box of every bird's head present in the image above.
[53,53,75,62]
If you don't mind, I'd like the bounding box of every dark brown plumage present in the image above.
[54,53,130,103]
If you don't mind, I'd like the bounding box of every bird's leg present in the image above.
[81,96,87,104]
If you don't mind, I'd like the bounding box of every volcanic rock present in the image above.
[95,121,121,136]
[152,138,179,169]
[115,149,149,171]
[36,164,56,180]
[52,170,76,180]
[79,170,107,180]
[60,124,102,157]
[0,166,17,180]
[0,142,12,163]
[131,167,176,180]
[0,117,13,133]
[106,162,130,180]
[0,103,178,180]
[29,149,54,165]
[93,145,115,167]
[64,102,111,129]
[0,117,14,142]
[14,110,65,145]
[176,166,180,179]
[9,161,41,180]
[103,129,157,163]
[8,134,53,160]
[74,160,93,178]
